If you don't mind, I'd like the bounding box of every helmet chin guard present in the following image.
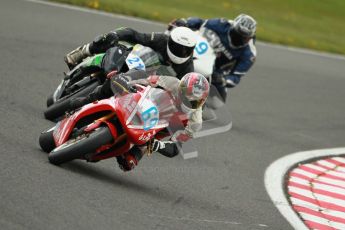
[167,27,197,64]
[180,101,196,116]
[167,45,190,64]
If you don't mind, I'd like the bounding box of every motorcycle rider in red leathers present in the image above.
[72,70,210,172]
[64,26,209,171]
[119,71,209,171]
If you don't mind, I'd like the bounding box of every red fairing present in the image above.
[49,85,189,164]
[127,128,160,145]
[53,98,117,146]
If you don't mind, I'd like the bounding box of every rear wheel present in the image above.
[39,128,55,153]
[48,127,113,165]
[44,81,99,121]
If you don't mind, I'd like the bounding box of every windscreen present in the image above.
[117,87,177,131]
[126,44,161,71]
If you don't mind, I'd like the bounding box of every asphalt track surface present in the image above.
[1,1,345,229]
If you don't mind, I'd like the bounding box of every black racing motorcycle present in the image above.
[44,43,162,121]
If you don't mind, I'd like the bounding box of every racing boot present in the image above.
[64,44,91,69]
[150,139,179,158]
[116,147,143,172]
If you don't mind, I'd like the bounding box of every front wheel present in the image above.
[48,127,113,165]
[39,128,55,153]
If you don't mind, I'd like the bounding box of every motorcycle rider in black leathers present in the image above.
[65,26,196,79]
[67,26,199,123]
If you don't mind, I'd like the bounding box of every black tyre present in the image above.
[46,93,54,107]
[39,128,56,153]
[44,81,99,121]
[48,127,113,165]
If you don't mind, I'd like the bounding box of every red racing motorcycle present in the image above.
[39,85,187,165]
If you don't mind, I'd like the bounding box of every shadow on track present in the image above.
[56,160,181,201]
[46,159,224,213]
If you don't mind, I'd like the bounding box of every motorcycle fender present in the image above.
[53,99,117,146]
[53,79,67,102]
[93,120,119,154]
[53,118,74,146]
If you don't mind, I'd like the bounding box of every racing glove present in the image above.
[89,31,119,54]
[167,18,188,31]
[212,72,237,88]
[111,73,136,95]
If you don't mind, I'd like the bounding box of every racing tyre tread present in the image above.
[44,81,99,121]
[39,129,55,153]
[48,127,113,165]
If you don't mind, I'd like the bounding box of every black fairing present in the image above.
[102,46,130,74]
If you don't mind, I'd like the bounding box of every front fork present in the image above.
[82,112,129,161]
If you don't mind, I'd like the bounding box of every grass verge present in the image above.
[50,0,345,55]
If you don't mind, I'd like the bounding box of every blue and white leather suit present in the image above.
[186,17,257,102]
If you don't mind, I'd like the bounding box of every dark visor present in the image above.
[168,38,195,58]
[230,29,251,47]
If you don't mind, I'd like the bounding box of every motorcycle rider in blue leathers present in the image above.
[168,14,257,107]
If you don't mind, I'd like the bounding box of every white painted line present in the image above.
[288,186,315,200]
[317,160,338,168]
[321,209,345,221]
[264,147,345,230]
[293,168,345,187]
[289,177,310,186]
[303,164,345,179]
[303,163,328,172]
[194,121,232,138]
[337,166,345,173]
[290,197,320,210]
[333,157,345,164]
[312,183,345,197]
[312,193,345,208]
[292,202,345,221]
[298,212,345,229]
[297,212,330,227]
[288,186,345,207]
[293,168,318,178]
[316,175,345,188]
[23,0,164,26]
[23,0,345,61]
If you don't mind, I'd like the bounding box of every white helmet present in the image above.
[229,14,257,48]
[167,27,197,64]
